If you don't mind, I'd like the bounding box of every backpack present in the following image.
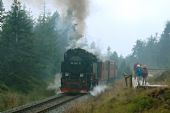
[136,67,142,76]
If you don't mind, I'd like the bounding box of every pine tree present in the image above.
[158,22,170,68]
[132,39,146,63]
[33,7,62,78]
[0,0,34,78]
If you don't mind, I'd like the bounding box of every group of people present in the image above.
[134,63,148,86]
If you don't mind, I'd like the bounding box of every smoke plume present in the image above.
[20,0,90,49]
[55,0,89,35]
[22,0,89,35]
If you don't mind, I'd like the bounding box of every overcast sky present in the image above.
[3,0,170,56]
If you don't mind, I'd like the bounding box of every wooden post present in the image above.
[124,73,132,88]
[129,74,132,88]
[124,73,129,87]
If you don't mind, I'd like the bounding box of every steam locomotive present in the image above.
[60,48,117,93]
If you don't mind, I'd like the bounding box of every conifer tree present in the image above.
[0,0,34,77]
[33,3,62,78]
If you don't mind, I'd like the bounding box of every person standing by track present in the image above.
[133,62,138,78]
[135,64,142,86]
[142,65,148,85]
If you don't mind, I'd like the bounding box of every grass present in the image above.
[64,78,170,113]
[0,73,57,111]
[0,89,54,111]
[1,71,169,112]
[0,83,55,111]
[148,70,170,86]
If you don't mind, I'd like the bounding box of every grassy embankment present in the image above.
[0,75,55,111]
[65,71,170,113]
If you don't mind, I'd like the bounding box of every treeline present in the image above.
[109,22,170,76]
[108,50,131,78]
[0,0,72,93]
[126,22,170,69]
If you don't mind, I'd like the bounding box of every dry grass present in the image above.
[64,80,129,113]
[65,79,170,113]
[0,89,54,112]
[0,92,25,111]
[148,70,170,85]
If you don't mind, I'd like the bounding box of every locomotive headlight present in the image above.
[65,73,69,76]
[80,74,84,77]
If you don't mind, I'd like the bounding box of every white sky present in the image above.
[3,0,170,56]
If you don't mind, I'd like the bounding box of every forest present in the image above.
[0,0,170,93]
[0,0,170,110]
[0,0,71,93]
[0,0,129,94]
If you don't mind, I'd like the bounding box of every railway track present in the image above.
[3,94,83,113]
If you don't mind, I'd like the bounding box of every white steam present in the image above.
[90,85,108,96]
[47,73,61,94]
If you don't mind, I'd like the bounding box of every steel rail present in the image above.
[3,94,83,113]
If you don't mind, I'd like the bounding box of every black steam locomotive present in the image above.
[60,48,117,93]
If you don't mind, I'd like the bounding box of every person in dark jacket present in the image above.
[142,65,148,85]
